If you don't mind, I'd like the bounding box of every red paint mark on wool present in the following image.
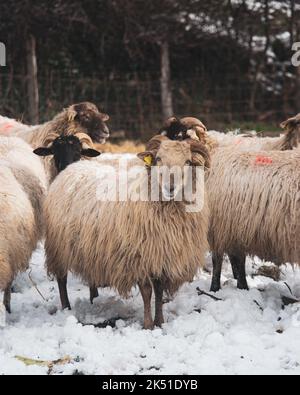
[254,155,273,165]
[0,123,14,135]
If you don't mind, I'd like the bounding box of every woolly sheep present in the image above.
[0,116,33,136]
[0,103,110,180]
[207,146,300,292]
[44,136,211,329]
[160,116,215,152]
[207,114,300,151]
[1,103,110,147]
[0,137,47,322]
[34,133,101,180]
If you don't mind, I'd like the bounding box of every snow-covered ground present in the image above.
[1,243,300,375]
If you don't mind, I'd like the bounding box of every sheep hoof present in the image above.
[5,305,11,314]
[210,285,221,293]
[237,283,249,291]
[154,321,164,328]
[62,304,71,311]
[89,286,99,304]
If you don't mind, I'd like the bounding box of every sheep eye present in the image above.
[154,157,162,165]
[185,160,193,166]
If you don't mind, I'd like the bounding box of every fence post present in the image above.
[160,40,174,120]
[26,34,39,124]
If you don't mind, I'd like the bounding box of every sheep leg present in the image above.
[89,286,99,304]
[0,295,5,328]
[152,278,164,327]
[57,276,71,310]
[3,282,12,314]
[231,258,239,280]
[210,252,223,292]
[229,254,249,290]
[138,279,154,330]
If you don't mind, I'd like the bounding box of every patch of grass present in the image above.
[224,122,281,134]
[95,140,145,154]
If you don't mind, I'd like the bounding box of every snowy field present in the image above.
[1,243,300,375]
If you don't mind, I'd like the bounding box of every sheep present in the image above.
[0,103,109,181]
[160,116,215,152]
[159,117,199,141]
[0,116,33,136]
[0,132,100,325]
[1,103,110,148]
[43,136,211,329]
[207,146,300,292]
[34,133,101,177]
[0,136,47,322]
[207,114,300,151]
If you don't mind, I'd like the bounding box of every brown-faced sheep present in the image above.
[1,103,109,181]
[1,103,110,148]
[44,136,211,329]
[208,146,300,292]
[0,137,47,320]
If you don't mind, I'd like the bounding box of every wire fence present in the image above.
[0,71,293,139]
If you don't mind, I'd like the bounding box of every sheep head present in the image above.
[159,117,192,141]
[280,113,300,150]
[138,135,210,201]
[34,133,101,173]
[66,102,110,144]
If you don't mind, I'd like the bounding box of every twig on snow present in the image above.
[196,287,223,301]
[28,269,48,302]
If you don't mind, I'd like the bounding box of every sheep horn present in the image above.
[43,132,60,147]
[145,135,168,152]
[187,139,211,169]
[74,132,94,149]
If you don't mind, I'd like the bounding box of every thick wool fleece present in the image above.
[45,145,210,296]
[0,137,47,291]
[208,147,300,265]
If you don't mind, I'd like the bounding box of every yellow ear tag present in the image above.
[144,155,153,166]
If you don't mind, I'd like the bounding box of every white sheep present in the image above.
[207,114,300,151]
[207,146,300,292]
[44,136,211,329]
[0,137,47,324]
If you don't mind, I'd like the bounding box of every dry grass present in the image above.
[95,140,145,154]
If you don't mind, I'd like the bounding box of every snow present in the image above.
[1,243,300,375]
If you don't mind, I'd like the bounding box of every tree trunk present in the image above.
[160,40,174,120]
[0,42,6,66]
[26,35,39,124]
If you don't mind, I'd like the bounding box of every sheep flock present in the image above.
[1,104,300,370]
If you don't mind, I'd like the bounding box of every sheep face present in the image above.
[68,102,110,144]
[34,135,101,173]
[139,138,210,201]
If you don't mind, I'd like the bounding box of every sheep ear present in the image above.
[137,151,154,166]
[33,147,54,157]
[81,148,101,158]
[100,113,110,122]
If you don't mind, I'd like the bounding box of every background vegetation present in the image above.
[0,0,299,139]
